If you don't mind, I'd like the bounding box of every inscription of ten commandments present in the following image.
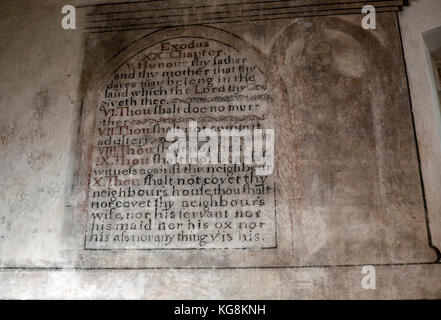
[86,38,277,249]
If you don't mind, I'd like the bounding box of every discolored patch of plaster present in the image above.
[0,123,16,147]
[26,151,53,172]
[324,29,368,78]
[32,88,50,121]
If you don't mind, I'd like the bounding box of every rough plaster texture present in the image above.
[0,0,440,299]
[400,0,441,254]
